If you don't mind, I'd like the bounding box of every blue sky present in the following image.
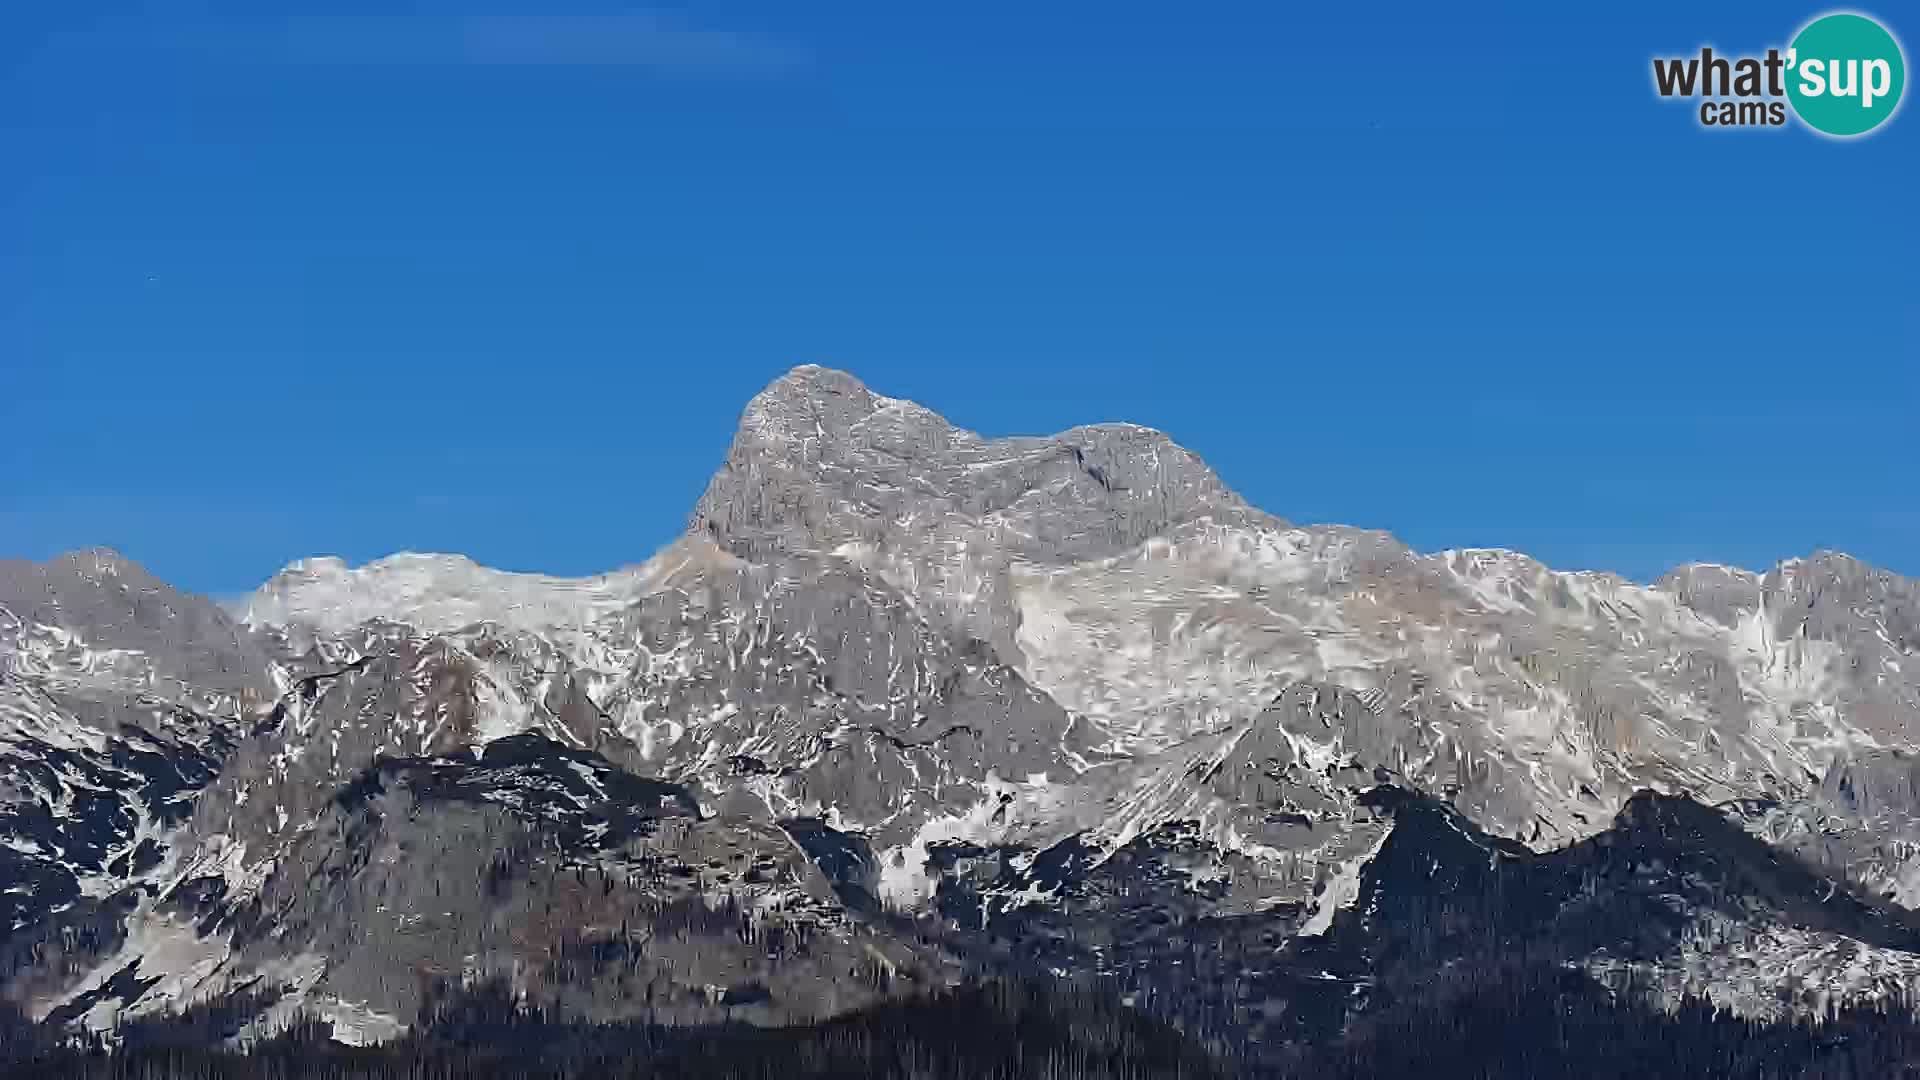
[3,3,1914,596]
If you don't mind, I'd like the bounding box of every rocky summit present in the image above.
[5,366,1920,1058]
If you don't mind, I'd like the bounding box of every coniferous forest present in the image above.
[7,964,1920,1080]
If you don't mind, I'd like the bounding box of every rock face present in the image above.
[6,366,1920,1049]
[0,550,273,1013]
[219,734,917,1033]
[690,364,1277,661]
[1,549,275,704]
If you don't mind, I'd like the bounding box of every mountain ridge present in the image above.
[5,364,1920,1055]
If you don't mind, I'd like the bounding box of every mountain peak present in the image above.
[0,546,274,699]
[735,365,886,442]
[695,366,1264,558]
[0,546,143,581]
[766,362,870,394]
[688,366,1274,656]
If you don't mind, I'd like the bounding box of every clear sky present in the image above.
[4,3,1915,597]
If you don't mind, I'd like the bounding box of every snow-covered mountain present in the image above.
[6,365,1920,1047]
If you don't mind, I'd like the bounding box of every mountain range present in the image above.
[6,365,1920,1066]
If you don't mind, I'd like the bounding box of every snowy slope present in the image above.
[242,552,669,641]
[221,367,1920,932]
[13,365,1920,1043]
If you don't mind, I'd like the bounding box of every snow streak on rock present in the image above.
[7,367,1920,1044]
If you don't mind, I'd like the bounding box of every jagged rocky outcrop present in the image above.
[200,733,931,1035]
[5,366,1920,1051]
[689,364,1280,662]
[0,551,275,1015]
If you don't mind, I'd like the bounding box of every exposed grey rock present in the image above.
[1656,562,1764,629]
[0,548,274,702]
[689,364,1280,659]
[583,551,1097,847]
[212,734,930,1030]
[0,551,269,987]
[11,365,1920,1044]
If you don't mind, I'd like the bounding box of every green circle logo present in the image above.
[1787,12,1906,136]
